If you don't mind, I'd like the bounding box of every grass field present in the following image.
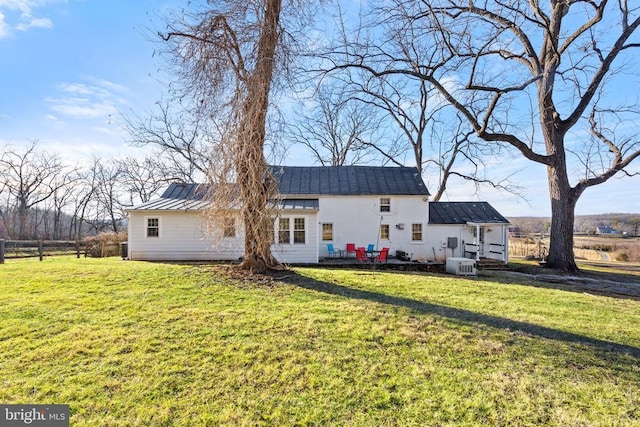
[1,257,639,426]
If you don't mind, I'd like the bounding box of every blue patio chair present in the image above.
[367,244,375,253]
[327,243,339,258]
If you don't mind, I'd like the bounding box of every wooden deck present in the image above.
[312,256,507,272]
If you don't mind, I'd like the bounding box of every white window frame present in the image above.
[145,216,160,238]
[380,197,391,213]
[321,223,334,242]
[380,224,390,240]
[276,216,307,245]
[278,218,291,244]
[293,217,306,244]
[411,223,423,242]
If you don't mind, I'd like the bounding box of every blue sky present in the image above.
[0,0,171,156]
[1,0,639,217]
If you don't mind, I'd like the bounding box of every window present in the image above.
[380,197,391,213]
[411,223,423,241]
[294,218,305,244]
[278,218,290,244]
[223,217,235,238]
[472,227,485,243]
[380,224,389,240]
[322,223,333,241]
[277,217,306,244]
[146,217,159,237]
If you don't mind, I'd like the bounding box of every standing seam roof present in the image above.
[128,166,431,211]
[269,165,429,195]
[428,202,509,225]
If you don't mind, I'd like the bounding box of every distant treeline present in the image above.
[0,141,190,241]
[509,214,640,236]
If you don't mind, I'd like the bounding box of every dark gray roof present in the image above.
[269,165,429,196]
[128,184,210,211]
[429,202,509,225]
[279,199,319,210]
[128,166,430,211]
[128,183,319,212]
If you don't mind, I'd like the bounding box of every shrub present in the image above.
[84,232,127,258]
[615,252,629,262]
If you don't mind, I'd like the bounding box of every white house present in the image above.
[595,225,622,235]
[427,202,510,262]
[125,165,509,264]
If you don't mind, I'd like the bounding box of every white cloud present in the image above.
[46,96,116,119]
[86,77,129,95]
[0,12,8,38]
[59,82,111,97]
[0,0,63,36]
[16,15,51,30]
[46,79,129,120]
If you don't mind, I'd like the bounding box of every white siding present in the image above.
[427,224,509,262]
[127,209,319,263]
[127,211,243,261]
[426,225,473,262]
[271,213,319,264]
[127,196,509,264]
[316,195,429,260]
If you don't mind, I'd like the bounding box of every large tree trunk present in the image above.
[544,147,579,272]
[236,0,283,273]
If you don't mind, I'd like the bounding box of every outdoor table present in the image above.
[367,250,380,262]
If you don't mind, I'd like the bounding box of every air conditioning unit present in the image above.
[446,257,477,276]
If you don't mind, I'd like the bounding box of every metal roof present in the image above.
[278,199,319,210]
[128,183,319,212]
[429,202,509,225]
[128,184,210,211]
[269,165,430,196]
[128,166,430,212]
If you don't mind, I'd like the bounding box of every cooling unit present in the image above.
[446,257,477,276]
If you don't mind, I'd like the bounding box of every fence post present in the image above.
[76,240,81,259]
[38,240,44,261]
[0,240,4,264]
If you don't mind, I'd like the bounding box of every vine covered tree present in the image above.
[161,0,305,272]
[325,0,640,271]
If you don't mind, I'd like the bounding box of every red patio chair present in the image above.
[346,243,356,258]
[375,247,389,264]
[355,247,370,263]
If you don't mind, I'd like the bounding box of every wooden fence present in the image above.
[0,240,88,263]
[507,238,548,260]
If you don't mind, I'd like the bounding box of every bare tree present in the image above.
[160,0,304,272]
[93,158,125,233]
[124,102,213,183]
[630,217,640,236]
[68,163,101,241]
[287,83,393,166]
[49,168,80,240]
[346,75,521,200]
[324,0,640,271]
[116,156,168,206]
[0,141,68,239]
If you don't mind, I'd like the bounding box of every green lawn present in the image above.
[1,257,639,426]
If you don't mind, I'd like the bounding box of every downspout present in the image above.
[316,217,320,263]
[503,224,509,263]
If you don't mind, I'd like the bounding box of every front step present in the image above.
[477,258,509,270]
